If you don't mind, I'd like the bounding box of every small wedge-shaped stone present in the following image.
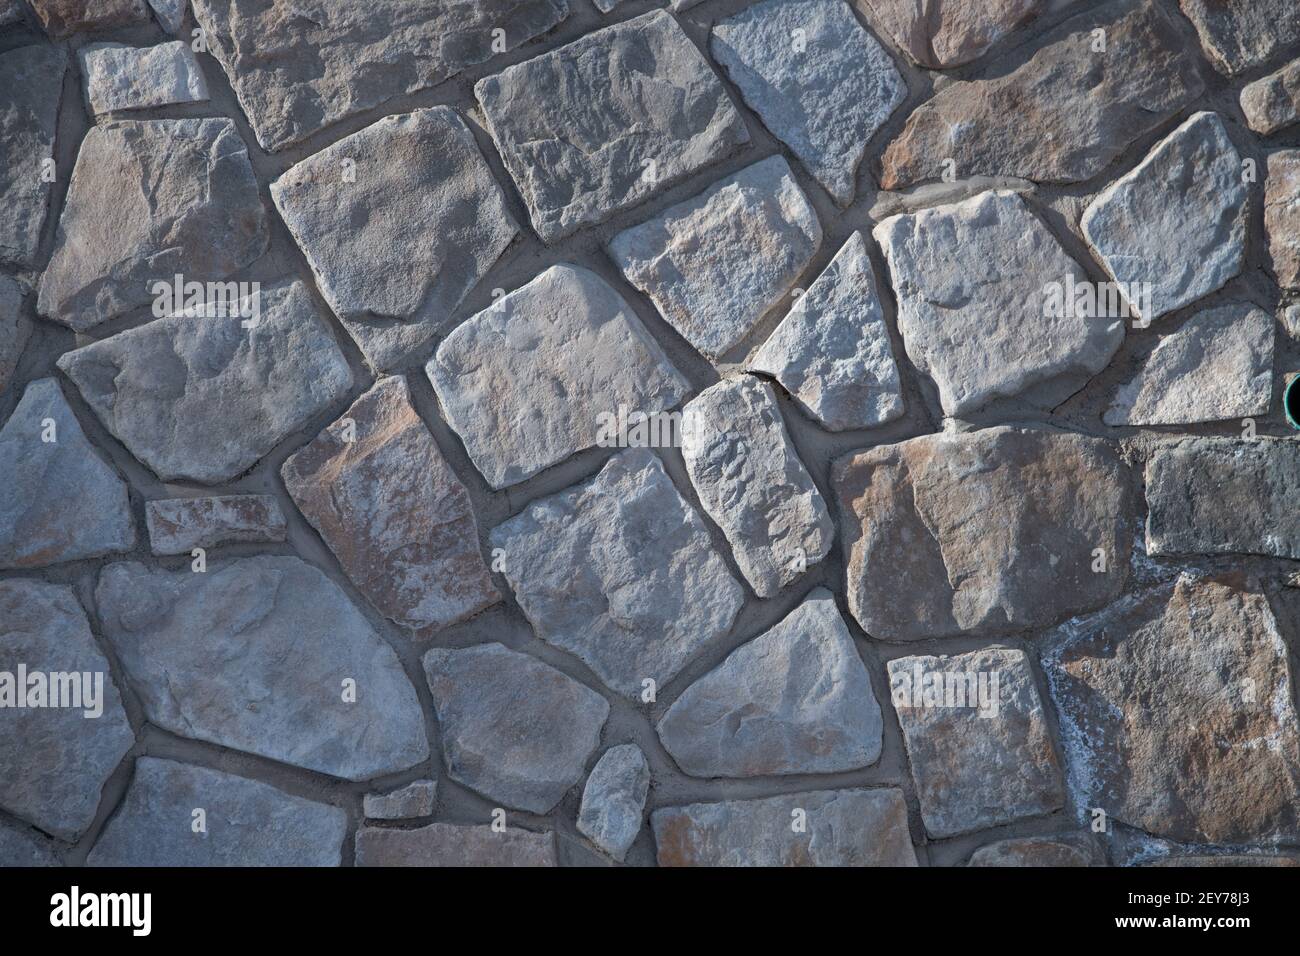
[38,118,268,331]
[145,495,287,556]
[282,376,500,637]
[1178,0,1300,76]
[0,379,135,570]
[29,0,148,37]
[79,42,209,116]
[863,0,1043,69]
[96,557,429,781]
[577,744,649,862]
[0,45,67,267]
[148,0,187,33]
[0,581,135,841]
[659,589,881,777]
[880,1,1204,189]
[0,278,29,395]
[750,232,903,431]
[1082,113,1247,324]
[1242,59,1300,135]
[423,643,608,814]
[1266,151,1300,291]
[1043,575,1300,844]
[490,449,744,698]
[610,156,821,361]
[654,788,916,866]
[0,822,59,867]
[363,781,436,821]
[710,0,904,206]
[193,0,568,152]
[272,108,517,370]
[356,823,556,867]
[58,279,353,484]
[477,11,749,243]
[428,265,690,489]
[875,190,1123,416]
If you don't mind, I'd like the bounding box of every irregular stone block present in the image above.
[0,1,24,27]
[1178,0,1300,76]
[1145,854,1300,867]
[0,45,67,267]
[363,781,436,821]
[79,42,209,116]
[863,0,1044,68]
[1266,150,1300,291]
[577,744,649,862]
[1241,59,1300,135]
[0,822,59,867]
[968,835,1099,867]
[356,823,556,867]
[0,276,32,396]
[29,0,148,37]
[145,495,287,555]
[148,0,187,33]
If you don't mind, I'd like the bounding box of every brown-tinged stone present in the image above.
[968,835,1100,866]
[145,495,286,555]
[863,0,1044,69]
[1266,151,1300,291]
[1178,0,1300,77]
[355,823,556,867]
[1241,59,1300,136]
[29,0,148,37]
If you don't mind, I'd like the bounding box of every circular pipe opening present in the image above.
[1286,376,1300,431]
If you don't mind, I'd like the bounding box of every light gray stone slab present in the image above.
[148,0,187,33]
[145,495,287,555]
[1178,0,1300,76]
[1241,59,1300,135]
[577,744,649,862]
[79,42,209,116]
[363,781,436,821]
[0,45,67,267]
[356,823,556,866]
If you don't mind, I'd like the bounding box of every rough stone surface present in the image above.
[889,648,1064,838]
[428,264,690,489]
[577,744,649,861]
[271,108,517,370]
[0,1,23,27]
[145,495,287,555]
[363,781,436,821]
[37,118,269,331]
[835,427,1130,641]
[1082,112,1247,324]
[968,835,1099,867]
[0,45,67,267]
[0,378,136,570]
[282,375,499,637]
[1103,303,1273,426]
[681,377,833,598]
[653,788,917,866]
[710,0,905,206]
[0,822,59,867]
[1145,854,1300,868]
[863,0,1044,69]
[58,279,353,484]
[29,0,148,37]
[0,276,32,396]
[610,156,822,361]
[80,42,209,116]
[192,0,569,152]
[750,232,904,431]
[1043,575,1300,844]
[658,589,882,777]
[148,0,187,33]
[423,643,607,814]
[95,557,430,781]
[88,758,347,866]
[476,11,749,243]
[356,823,556,867]
[875,190,1124,416]
[880,1,1205,189]
[1178,0,1300,76]
[1266,150,1300,291]
[490,449,744,698]
[1241,59,1300,135]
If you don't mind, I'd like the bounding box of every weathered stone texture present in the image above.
[968,835,1099,867]
[1178,0,1300,76]
[0,45,67,267]
[1241,59,1300,135]
[79,42,209,116]
[577,745,649,862]
[0,822,59,867]
[1266,151,1300,291]
[145,495,287,555]
[0,278,29,396]
[356,823,556,867]
[863,0,1044,68]
[29,0,149,37]
[363,781,436,821]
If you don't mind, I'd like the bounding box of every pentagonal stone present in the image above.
[57,279,353,485]
[862,0,1044,68]
[1241,59,1300,135]
[577,745,649,862]
[422,643,608,814]
[1266,150,1300,291]
[0,277,32,397]
[282,375,500,637]
[356,823,556,867]
[0,580,134,841]
[476,10,749,243]
[1178,0,1300,76]
[79,42,209,116]
[0,821,59,867]
[0,45,67,267]
[145,495,287,556]
[490,449,744,698]
[28,0,148,37]
[95,556,430,781]
[428,264,690,489]
[363,781,436,821]
[968,835,1100,867]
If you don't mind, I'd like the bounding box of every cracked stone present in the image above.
[282,375,500,637]
[490,449,745,698]
[0,45,67,267]
[363,781,436,820]
[37,118,269,332]
[681,377,832,597]
[709,0,905,206]
[1178,0,1300,77]
[148,0,187,33]
[192,0,569,152]
[356,823,556,867]
[609,156,822,361]
[577,744,649,861]
[145,495,287,556]
[0,580,134,841]
[874,190,1124,416]
[968,835,1099,866]
[80,42,209,116]
[29,0,148,37]
[271,108,518,370]
[422,642,609,814]
[476,10,749,243]
[834,426,1131,640]
[1241,59,1300,135]
[87,758,347,866]
[95,556,430,781]
[0,822,59,867]
[862,0,1044,69]
[428,264,690,489]
[653,788,916,866]
[1266,150,1300,291]
[0,276,32,396]
[57,279,353,485]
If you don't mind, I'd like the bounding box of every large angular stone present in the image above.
[282,376,499,637]
[681,377,832,598]
[0,581,134,841]
[38,119,268,331]
[880,1,1204,189]
[0,379,135,570]
[428,264,690,489]
[0,277,31,396]
[79,42,209,116]
[1241,59,1300,136]
[87,758,347,866]
[476,11,749,243]
[57,279,353,485]
[834,427,1130,640]
[609,156,821,361]
[863,0,1043,68]
[271,108,517,370]
[968,835,1099,867]
[490,449,744,698]
[1043,575,1300,844]
[193,0,568,152]
[1082,113,1247,324]
[29,0,148,37]
[653,788,916,866]
[710,0,905,205]
[874,190,1124,416]
[888,648,1064,838]
[658,589,881,777]
[1266,151,1300,291]
[145,495,287,556]
[0,822,59,867]
[96,557,430,781]
[0,45,67,267]
[577,744,649,862]
[750,232,904,431]
[1178,0,1300,76]
[356,823,556,867]
[422,643,608,814]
